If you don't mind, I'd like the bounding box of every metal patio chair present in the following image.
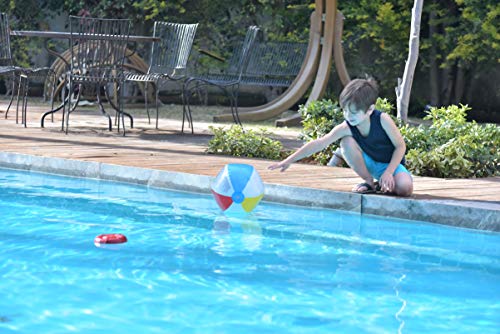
[125,21,198,129]
[182,26,259,133]
[63,16,131,135]
[0,12,55,127]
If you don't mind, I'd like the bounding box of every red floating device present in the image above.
[94,234,127,245]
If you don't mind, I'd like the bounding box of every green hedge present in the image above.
[205,102,498,179]
[207,125,283,160]
[401,105,499,178]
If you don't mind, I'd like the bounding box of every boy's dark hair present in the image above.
[339,78,378,112]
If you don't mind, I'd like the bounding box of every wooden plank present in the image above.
[0,101,499,204]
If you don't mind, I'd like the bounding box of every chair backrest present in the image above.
[246,42,307,78]
[0,13,13,67]
[148,22,198,76]
[69,16,131,80]
[234,26,260,80]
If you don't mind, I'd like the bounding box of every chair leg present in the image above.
[114,107,118,126]
[155,83,159,129]
[120,84,126,136]
[116,105,121,133]
[61,81,67,131]
[65,83,75,134]
[107,82,132,130]
[188,99,194,134]
[120,104,126,136]
[65,91,70,134]
[112,84,119,127]
[65,82,80,134]
[49,71,56,123]
[233,86,242,126]
[5,75,16,119]
[65,109,70,134]
[227,88,238,126]
[182,81,195,134]
[181,84,187,134]
[22,76,29,127]
[97,84,112,131]
[107,81,126,136]
[15,76,23,124]
[181,81,190,134]
[145,82,151,124]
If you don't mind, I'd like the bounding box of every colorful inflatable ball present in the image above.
[211,164,264,213]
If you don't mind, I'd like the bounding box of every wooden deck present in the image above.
[0,101,499,207]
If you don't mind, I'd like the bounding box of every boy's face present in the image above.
[343,103,371,126]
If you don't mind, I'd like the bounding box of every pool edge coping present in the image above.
[0,152,498,232]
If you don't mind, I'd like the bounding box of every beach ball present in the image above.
[211,164,264,213]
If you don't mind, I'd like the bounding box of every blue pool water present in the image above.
[0,167,498,334]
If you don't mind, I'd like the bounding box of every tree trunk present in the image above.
[465,71,478,105]
[396,0,424,123]
[429,8,440,106]
[442,65,455,106]
[453,65,465,104]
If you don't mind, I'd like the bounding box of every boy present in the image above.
[268,78,413,196]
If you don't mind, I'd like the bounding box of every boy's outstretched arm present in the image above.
[379,113,407,191]
[268,123,350,172]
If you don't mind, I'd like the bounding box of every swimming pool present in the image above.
[0,167,498,333]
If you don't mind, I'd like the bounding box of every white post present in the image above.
[396,0,424,123]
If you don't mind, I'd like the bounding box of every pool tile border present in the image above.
[0,152,498,232]
[361,195,499,231]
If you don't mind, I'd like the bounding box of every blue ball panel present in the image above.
[227,164,253,192]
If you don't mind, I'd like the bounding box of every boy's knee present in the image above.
[395,173,413,197]
[396,186,413,197]
[340,136,358,156]
[340,136,355,149]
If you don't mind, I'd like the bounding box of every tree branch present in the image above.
[396,0,424,123]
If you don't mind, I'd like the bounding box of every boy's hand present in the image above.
[268,162,290,172]
[379,171,395,193]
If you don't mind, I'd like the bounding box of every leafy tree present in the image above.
[428,0,499,107]
[60,0,311,73]
[338,0,499,117]
[62,0,311,49]
[339,0,411,97]
[2,0,498,119]
[0,0,64,67]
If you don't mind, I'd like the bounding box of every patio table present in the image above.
[10,30,160,128]
[10,30,160,43]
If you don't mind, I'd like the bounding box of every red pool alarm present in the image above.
[94,234,127,244]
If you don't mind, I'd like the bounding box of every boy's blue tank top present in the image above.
[346,109,405,165]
